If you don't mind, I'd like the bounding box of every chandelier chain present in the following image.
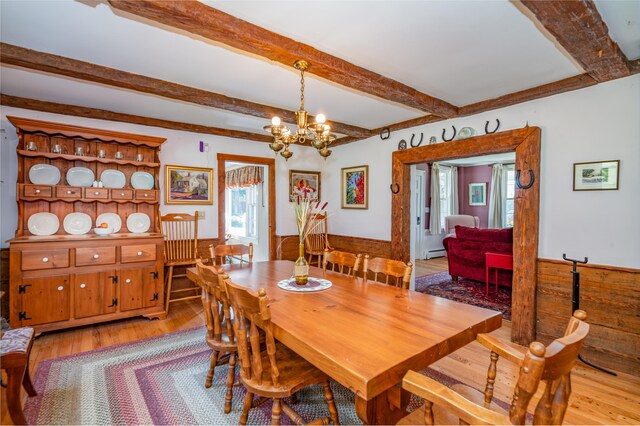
[299,69,305,109]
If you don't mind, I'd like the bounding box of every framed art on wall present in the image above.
[165,165,213,204]
[469,182,487,206]
[341,165,368,209]
[289,170,321,202]
[573,160,620,191]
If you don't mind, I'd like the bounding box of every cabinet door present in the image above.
[142,268,160,308]
[119,268,143,311]
[75,271,117,318]
[19,275,70,326]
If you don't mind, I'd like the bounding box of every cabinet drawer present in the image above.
[56,186,82,199]
[24,184,52,198]
[22,249,69,271]
[135,190,157,201]
[111,189,133,200]
[84,188,109,199]
[121,244,156,263]
[76,247,116,266]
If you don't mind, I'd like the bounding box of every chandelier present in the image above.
[263,60,336,159]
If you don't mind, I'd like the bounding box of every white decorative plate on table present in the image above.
[63,212,92,235]
[131,172,154,190]
[96,213,122,233]
[100,169,126,189]
[126,213,151,233]
[29,164,61,185]
[66,167,95,187]
[277,277,332,292]
[27,213,60,236]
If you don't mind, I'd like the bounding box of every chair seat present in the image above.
[0,327,34,357]
[165,258,198,267]
[240,342,329,398]
[205,319,239,353]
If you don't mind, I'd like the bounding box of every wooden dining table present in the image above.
[187,260,502,425]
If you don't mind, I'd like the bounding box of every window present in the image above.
[504,164,515,227]
[225,184,260,238]
[439,166,452,230]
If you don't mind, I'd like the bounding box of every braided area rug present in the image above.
[23,326,510,425]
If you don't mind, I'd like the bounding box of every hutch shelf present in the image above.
[7,116,167,333]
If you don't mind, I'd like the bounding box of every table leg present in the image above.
[486,264,490,295]
[495,269,498,293]
[355,386,410,425]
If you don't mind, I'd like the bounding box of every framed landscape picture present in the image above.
[165,165,213,204]
[573,160,620,191]
[341,165,368,209]
[469,182,487,206]
[289,170,321,202]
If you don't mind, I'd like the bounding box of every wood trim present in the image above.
[0,42,370,138]
[1,94,273,143]
[106,0,458,117]
[539,257,640,274]
[217,154,276,260]
[520,0,631,82]
[391,127,541,345]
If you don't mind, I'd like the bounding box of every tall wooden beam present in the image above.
[107,0,458,118]
[0,43,371,138]
[0,94,274,142]
[520,0,631,82]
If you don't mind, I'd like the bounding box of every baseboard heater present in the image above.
[426,249,446,259]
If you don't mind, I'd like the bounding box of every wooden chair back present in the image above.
[304,213,330,253]
[195,259,235,346]
[220,276,280,387]
[209,243,253,265]
[323,249,362,277]
[363,256,413,289]
[160,212,199,264]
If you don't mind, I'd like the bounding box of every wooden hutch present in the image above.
[7,117,167,333]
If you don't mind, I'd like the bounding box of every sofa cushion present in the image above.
[455,226,513,243]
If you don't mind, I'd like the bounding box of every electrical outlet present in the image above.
[196,210,205,219]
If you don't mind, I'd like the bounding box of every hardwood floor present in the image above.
[415,256,449,277]
[2,283,639,425]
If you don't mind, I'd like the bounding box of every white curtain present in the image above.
[429,163,442,234]
[488,164,504,229]
[450,166,459,215]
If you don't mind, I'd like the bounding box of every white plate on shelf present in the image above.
[63,212,92,235]
[27,213,60,236]
[66,167,95,187]
[126,213,151,233]
[100,169,126,189]
[454,127,477,140]
[29,164,61,185]
[95,213,122,233]
[131,172,154,190]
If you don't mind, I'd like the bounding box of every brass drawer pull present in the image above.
[42,257,49,262]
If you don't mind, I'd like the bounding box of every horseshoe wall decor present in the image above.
[485,119,500,134]
[442,126,457,142]
[390,183,400,194]
[515,169,535,189]
[380,127,390,140]
[410,133,424,148]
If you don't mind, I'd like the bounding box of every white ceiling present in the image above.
[0,0,637,138]
[594,0,640,60]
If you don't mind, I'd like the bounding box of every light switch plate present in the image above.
[197,210,205,219]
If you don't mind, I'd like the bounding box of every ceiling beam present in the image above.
[0,94,274,142]
[0,43,371,138]
[520,0,631,82]
[107,0,459,118]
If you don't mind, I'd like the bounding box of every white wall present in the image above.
[0,107,329,248]
[329,75,640,268]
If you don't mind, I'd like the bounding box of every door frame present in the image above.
[413,168,426,260]
[217,154,276,260]
[391,127,541,345]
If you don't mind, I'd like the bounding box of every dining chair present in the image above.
[0,327,37,425]
[363,256,413,289]
[323,248,363,277]
[161,212,200,314]
[304,212,332,267]
[220,275,340,425]
[209,243,253,266]
[194,259,238,414]
[399,310,590,425]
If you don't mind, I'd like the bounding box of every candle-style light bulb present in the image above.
[271,116,281,126]
[315,113,326,124]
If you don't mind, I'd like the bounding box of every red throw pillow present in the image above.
[455,225,513,243]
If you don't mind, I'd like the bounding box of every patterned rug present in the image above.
[415,272,512,321]
[24,326,512,425]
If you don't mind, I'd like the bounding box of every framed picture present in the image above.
[289,170,321,202]
[573,160,620,191]
[165,165,213,204]
[469,182,487,206]
[341,165,368,209]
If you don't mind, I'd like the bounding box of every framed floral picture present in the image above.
[341,165,368,209]
[469,182,487,206]
[165,165,213,204]
[573,160,619,191]
[289,170,321,202]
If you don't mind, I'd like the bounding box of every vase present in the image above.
[294,243,309,285]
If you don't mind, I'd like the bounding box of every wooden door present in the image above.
[119,268,143,311]
[74,270,117,318]
[18,275,70,326]
[142,267,160,308]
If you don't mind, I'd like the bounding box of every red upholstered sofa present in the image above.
[443,226,513,287]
